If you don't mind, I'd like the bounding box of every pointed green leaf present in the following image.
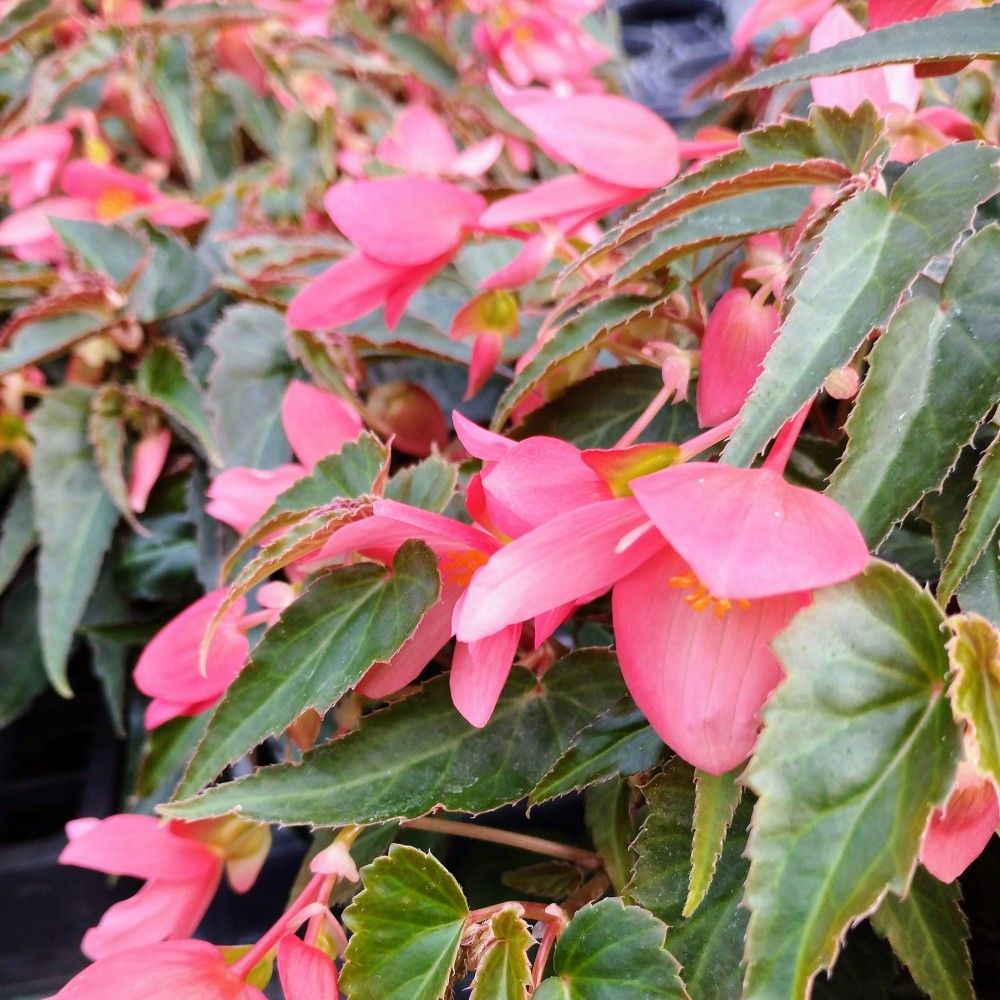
[615,187,814,283]
[151,36,210,188]
[736,10,1000,93]
[533,898,688,1000]
[341,845,469,1000]
[584,779,636,894]
[744,562,962,999]
[470,906,533,1000]
[827,225,1000,546]
[383,32,458,91]
[165,650,626,824]
[724,143,1000,466]
[134,341,221,465]
[531,698,664,804]
[939,433,1000,605]
[385,455,458,513]
[502,862,583,901]
[627,760,752,1000]
[947,613,1000,787]
[174,539,440,798]
[871,866,973,1000]
[0,304,113,375]
[89,386,146,534]
[0,478,36,597]
[129,227,213,322]
[206,303,295,468]
[0,571,47,727]
[492,296,660,429]
[29,387,118,695]
[49,218,146,286]
[685,767,742,918]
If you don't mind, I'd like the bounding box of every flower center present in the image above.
[669,572,750,619]
[440,549,489,587]
[95,186,138,220]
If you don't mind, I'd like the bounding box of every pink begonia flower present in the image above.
[809,7,919,114]
[205,380,363,534]
[450,290,520,398]
[286,177,485,332]
[376,104,503,179]
[48,940,267,1000]
[0,160,207,262]
[277,935,338,1000]
[128,427,172,514]
[696,288,780,428]
[0,123,73,208]
[920,761,1000,882]
[134,588,250,727]
[731,0,833,53]
[868,0,979,29]
[455,460,869,773]
[104,78,176,163]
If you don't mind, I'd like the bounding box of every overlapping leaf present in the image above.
[470,906,533,1000]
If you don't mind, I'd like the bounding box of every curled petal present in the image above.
[286,253,399,331]
[449,623,522,727]
[281,380,363,469]
[375,105,458,176]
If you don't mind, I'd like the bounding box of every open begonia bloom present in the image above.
[277,935,338,1000]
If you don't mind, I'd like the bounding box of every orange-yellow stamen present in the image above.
[669,573,750,618]
[95,186,139,220]
[440,549,489,588]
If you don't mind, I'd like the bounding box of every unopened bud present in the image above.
[824,366,860,400]
[367,381,448,457]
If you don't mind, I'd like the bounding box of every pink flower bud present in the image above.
[367,381,448,457]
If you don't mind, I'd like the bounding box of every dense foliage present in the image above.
[0,0,998,997]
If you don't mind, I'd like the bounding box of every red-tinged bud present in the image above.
[367,381,448,457]
[824,366,860,400]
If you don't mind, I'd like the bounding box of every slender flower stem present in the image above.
[531,919,562,990]
[467,901,555,924]
[402,817,601,869]
[304,875,337,947]
[677,414,740,462]
[615,384,674,448]
[762,399,812,475]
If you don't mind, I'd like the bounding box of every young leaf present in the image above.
[206,303,295,469]
[341,845,469,1000]
[939,433,1000,605]
[532,898,688,1000]
[29,387,119,695]
[134,341,221,466]
[530,698,664,804]
[0,478,36,596]
[627,760,753,1000]
[685,767,743,918]
[947,613,1000,788]
[175,539,440,798]
[470,906,533,1000]
[870,866,973,1000]
[724,143,1000,466]
[735,10,1000,93]
[164,651,627,824]
[827,225,1000,546]
[584,779,635,895]
[744,562,962,999]
[492,296,661,429]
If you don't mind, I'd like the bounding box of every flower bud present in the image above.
[367,381,448,457]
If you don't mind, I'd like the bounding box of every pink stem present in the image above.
[677,415,740,461]
[467,901,553,924]
[615,385,673,448]
[304,875,337,947]
[762,399,812,475]
[531,920,561,990]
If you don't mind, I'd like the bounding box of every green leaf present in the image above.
[532,898,688,1000]
[514,366,699,449]
[0,570,47,727]
[531,698,664,804]
[492,296,661,429]
[206,303,295,469]
[502,862,583,901]
[744,562,962,999]
[151,36,210,188]
[383,33,458,91]
[142,2,267,30]
[131,712,210,813]
[736,10,1000,93]
[470,906,533,1000]
[134,341,221,465]
[49,218,146,286]
[724,143,1000,466]
[939,433,1000,605]
[584,779,636,894]
[0,478,36,596]
[0,305,113,375]
[164,650,626,824]
[827,225,1000,546]
[116,512,198,603]
[341,845,468,1000]
[685,767,742,918]
[870,866,973,1000]
[627,760,752,1000]
[615,187,814,283]
[29,387,119,696]
[947,613,1000,788]
[579,104,885,264]
[129,227,213,322]
[174,539,440,798]
[385,455,458,513]
[89,386,145,534]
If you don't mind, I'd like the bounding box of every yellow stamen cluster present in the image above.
[440,549,489,588]
[95,186,138,220]
[669,573,751,619]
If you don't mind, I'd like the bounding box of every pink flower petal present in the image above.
[696,287,779,427]
[133,589,250,709]
[277,936,338,1000]
[452,411,517,461]
[454,497,665,642]
[144,197,210,228]
[50,940,266,1000]
[60,161,158,202]
[376,104,458,176]
[451,134,504,178]
[323,177,484,267]
[205,465,306,535]
[869,0,937,28]
[480,232,557,291]
[921,763,1000,882]
[478,173,639,230]
[533,602,574,648]
[285,253,399,331]
[630,463,869,599]
[381,250,455,330]
[128,427,171,514]
[613,548,809,774]
[281,380,363,469]
[450,624,522,727]
[732,0,833,52]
